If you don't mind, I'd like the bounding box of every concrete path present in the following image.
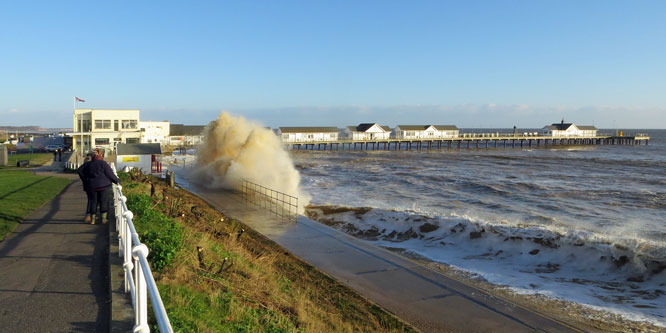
[179,179,582,332]
[0,178,110,332]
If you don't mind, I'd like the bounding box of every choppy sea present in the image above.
[292,129,666,327]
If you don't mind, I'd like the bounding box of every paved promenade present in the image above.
[0,170,110,332]
[178,177,582,332]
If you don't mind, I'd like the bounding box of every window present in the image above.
[282,134,289,139]
[114,120,119,131]
[307,134,314,139]
[330,133,337,138]
[81,119,91,132]
[126,138,140,144]
[406,131,415,137]
[95,120,111,130]
[122,120,138,129]
[95,138,110,145]
[113,138,122,142]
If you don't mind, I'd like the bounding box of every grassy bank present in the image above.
[0,170,71,240]
[1,153,54,169]
[118,171,414,332]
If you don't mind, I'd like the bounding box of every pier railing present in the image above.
[240,180,298,221]
[111,164,173,332]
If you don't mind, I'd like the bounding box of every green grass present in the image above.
[0,170,71,240]
[1,153,55,169]
[126,193,184,271]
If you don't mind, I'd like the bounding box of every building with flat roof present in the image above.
[168,124,206,146]
[68,109,141,153]
[140,121,170,145]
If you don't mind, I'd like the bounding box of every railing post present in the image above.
[123,210,133,293]
[132,244,150,332]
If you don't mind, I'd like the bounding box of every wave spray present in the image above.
[192,112,310,213]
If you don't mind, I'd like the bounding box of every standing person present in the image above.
[52,149,57,161]
[82,149,120,225]
[57,148,62,162]
[77,153,94,223]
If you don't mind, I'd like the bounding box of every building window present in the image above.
[113,138,122,142]
[95,120,111,130]
[282,134,289,140]
[95,138,110,145]
[406,131,415,136]
[81,119,91,132]
[122,120,138,129]
[114,120,119,131]
[126,138,140,144]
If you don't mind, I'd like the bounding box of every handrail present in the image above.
[111,163,173,333]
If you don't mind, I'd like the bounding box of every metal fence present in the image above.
[111,164,173,332]
[240,180,299,221]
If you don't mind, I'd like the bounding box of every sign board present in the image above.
[122,156,140,163]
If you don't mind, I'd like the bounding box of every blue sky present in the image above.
[1,1,665,128]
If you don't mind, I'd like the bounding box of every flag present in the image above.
[75,97,85,102]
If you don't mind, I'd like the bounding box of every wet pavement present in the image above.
[175,170,581,332]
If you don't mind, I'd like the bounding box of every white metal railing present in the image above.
[111,164,173,332]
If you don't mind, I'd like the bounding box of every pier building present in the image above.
[278,127,339,143]
[394,125,459,139]
[542,120,598,137]
[344,123,391,140]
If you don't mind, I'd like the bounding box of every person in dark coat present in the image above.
[82,149,120,224]
[77,153,94,223]
[57,148,62,161]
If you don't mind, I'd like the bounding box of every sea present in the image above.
[291,129,666,328]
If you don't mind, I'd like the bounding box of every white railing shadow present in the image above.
[111,164,173,333]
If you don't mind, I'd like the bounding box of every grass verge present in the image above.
[0,170,71,240]
[1,153,55,169]
[118,171,414,332]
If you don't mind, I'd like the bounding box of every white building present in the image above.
[343,123,391,140]
[542,121,598,137]
[115,143,163,174]
[278,127,339,143]
[394,125,459,139]
[168,124,206,146]
[68,109,141,154]
[434,125,460,138]
[140,121,170,144]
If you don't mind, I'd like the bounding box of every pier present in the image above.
[287,134,650,151]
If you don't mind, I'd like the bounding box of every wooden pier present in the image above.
[287,134,650,151]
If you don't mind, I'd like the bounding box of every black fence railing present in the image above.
[240,180,298,221]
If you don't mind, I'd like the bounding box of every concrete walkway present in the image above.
[0,177,110,332]
[179,179,582,332]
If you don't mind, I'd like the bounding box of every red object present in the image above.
[75,97,85,102]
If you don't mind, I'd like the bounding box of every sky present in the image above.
[1,1,665,129]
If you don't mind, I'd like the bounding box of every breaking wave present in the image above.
[192,112,311,213]
[305,204,666,327]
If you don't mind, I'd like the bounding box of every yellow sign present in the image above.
[122,156,139,162]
